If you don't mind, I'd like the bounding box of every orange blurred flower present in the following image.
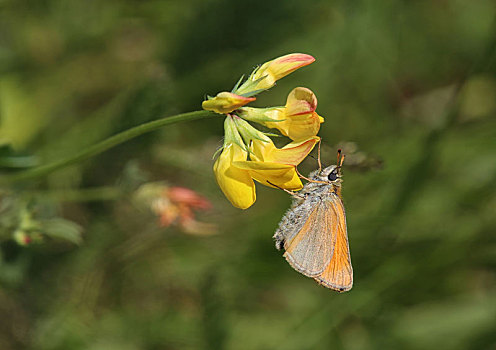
[135,183,216,235]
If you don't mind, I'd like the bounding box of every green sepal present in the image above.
[233,117,270,149]
[235,74,268,96]
[212,145,224,160]
[231,75,245,93]
[232,139,250,157]
[239,89,266,97]
[243,115,285,123]
[263,132,283,138]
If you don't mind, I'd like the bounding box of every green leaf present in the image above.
[40,218,83,245]
[0,144,37,169]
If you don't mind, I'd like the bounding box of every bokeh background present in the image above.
[1,1,496,349]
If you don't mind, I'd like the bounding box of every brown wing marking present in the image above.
[314,195,353,292]
[283,201,337,277]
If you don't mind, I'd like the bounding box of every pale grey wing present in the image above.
[314,195,353,292]
[273,195,322,251]
[282,200,338,277]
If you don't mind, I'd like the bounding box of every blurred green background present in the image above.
[1,1,496,349]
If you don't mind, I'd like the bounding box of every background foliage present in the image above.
[1,1,496,349]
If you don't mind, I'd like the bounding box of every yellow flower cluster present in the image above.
[203,54,324,209]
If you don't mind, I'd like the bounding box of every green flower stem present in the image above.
[0,110,218,185]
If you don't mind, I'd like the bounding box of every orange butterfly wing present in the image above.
[314,195,353,292]
[284,202,336,277]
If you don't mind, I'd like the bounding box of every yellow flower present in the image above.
[207,54,323,209]
[235,53,315,95]
[215,143,307,208]
[214,142,256,209]
[213,117,255,209]
[202,92,256,114]
[239,87,324,141]
[237,135,320,190]
[213,117,320,209]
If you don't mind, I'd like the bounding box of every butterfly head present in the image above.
[312,165,341,184]
[315,149,344,182]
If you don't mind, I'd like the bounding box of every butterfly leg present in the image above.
[282,188,305,200]
[267,181,305,200]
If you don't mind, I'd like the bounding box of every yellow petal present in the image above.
[283,112,322,141]
[235,54,315,95]
[202,92,256,114]
[233,161,303,191]
[213,144,256,209]
[251,136,320,165]
[268,168,303,190]
[252,54,315,90]
[285,86,317,115]
[264,87,324,141]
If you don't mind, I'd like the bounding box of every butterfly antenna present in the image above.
[309,154,327,169]
[317,138,322,172]
[337,149,345,175]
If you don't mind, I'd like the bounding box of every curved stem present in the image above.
[0,110,218,184]
[26,186,122,202]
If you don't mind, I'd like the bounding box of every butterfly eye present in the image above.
[328,170,338,181]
